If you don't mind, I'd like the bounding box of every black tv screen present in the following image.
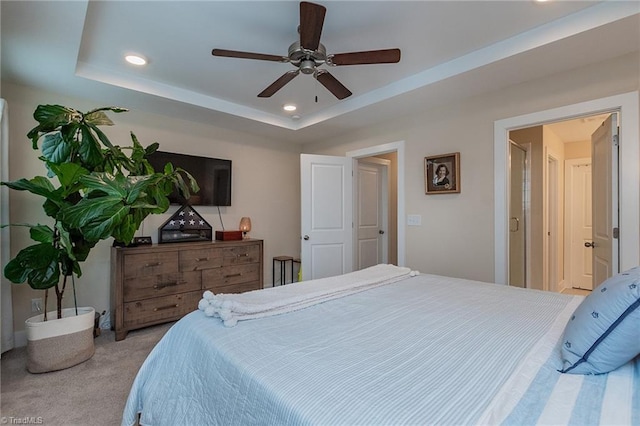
[147,151,232,206]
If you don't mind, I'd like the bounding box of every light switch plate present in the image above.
[407,214,422,226]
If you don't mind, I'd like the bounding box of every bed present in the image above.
[122,264,640,425]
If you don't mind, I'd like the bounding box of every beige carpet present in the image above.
[1,322,172,426]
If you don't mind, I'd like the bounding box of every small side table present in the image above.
[273,256,293,286]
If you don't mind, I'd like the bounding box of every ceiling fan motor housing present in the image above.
[289,41,326,74]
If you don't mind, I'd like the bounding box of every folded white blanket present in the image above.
[198,264,417,326]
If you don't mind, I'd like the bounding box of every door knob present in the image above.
[379,230,385,235]
[584,241,595,248]
[303,235,310,240]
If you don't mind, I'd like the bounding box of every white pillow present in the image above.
[560,266,640,375]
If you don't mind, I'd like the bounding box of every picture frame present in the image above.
[425,152,460,194]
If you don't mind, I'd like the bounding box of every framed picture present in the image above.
[425,152,460,194]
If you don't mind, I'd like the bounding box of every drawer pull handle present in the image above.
[225,273,242,278]
[153,281,183,290]
[145,262,162,267]
[195,257,209,262]
[153,304,178,312]
[237,253,249,257]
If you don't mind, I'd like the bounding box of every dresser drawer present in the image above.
[202,263,260,293]
[221,244,261,266]
[203,279,261,294]
[123,271,201,302]
[123,252,178,279]
[179,247,223,271]
[123,291,201,329]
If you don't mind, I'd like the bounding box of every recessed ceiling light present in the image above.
[283,104,297,112]
[125,54,147,66]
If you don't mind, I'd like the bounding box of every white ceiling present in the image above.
[2,1,639,144]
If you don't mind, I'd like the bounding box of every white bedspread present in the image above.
[122,272,639,425]
[199,264,413,326]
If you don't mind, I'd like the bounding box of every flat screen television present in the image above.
[147,151,232,206]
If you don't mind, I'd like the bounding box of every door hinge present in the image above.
[613,134,619,147]
[613,227,619,239]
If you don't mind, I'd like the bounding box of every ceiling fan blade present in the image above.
[299,1,326,51]
[316,71,352,100]
[258,70,300,98]
[330,48,401,66]
[212,48,287,63]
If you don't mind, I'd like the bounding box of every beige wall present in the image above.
[2,82,302,337]
[565,140,591,159]
[303,52,639,283]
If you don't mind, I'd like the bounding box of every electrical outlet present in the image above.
[31,298,42,313]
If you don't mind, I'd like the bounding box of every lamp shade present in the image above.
[239,217,252,233]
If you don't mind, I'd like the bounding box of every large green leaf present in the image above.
[78,127,103,168]
[1,176,59,200]
[83,110,114,127]
[125,175,157,204]
[61,195,124,230]
[80,173,127,198]
[85,106,128,118]
[80,203,131,241]
[33,105,79,126]
[86,122,114,149]
[47,162,89,197]
[41,133,71,163]
[112,213,138,243]
[4,243,60,289]
[55,221,76,262]
[30,225,54,244]
[27,105,81,146]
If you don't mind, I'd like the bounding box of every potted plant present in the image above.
[2,104,197,373]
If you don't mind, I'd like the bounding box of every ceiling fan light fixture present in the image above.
[125,54,147,66]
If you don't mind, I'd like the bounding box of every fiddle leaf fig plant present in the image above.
[2,105,198,320]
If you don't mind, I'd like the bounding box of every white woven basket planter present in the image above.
[25,307,95,373]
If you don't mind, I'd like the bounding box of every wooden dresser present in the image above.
[110,239,263,340]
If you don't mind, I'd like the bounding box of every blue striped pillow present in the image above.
[560,266,640,375]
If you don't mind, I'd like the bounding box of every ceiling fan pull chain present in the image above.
[315,73,319,103]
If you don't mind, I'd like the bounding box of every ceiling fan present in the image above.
[211,1,401,100]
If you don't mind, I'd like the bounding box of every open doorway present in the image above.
[495,92,639,288]
[355,155,394,269]
[508,112,616,295]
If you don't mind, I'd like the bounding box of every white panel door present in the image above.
[591,113,618,287]
[357,161,388,270]
[301,154,353,281]
[566,160,593,290]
